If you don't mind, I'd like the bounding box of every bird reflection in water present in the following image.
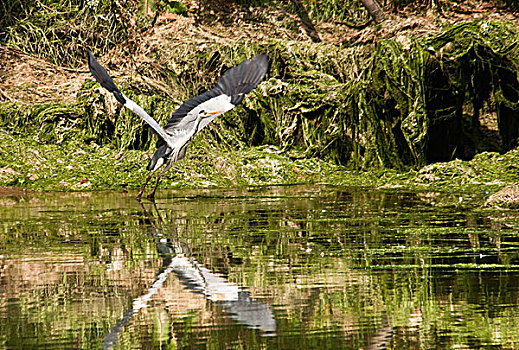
[102,202,276,349]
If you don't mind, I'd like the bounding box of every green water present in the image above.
[1,185,519,349]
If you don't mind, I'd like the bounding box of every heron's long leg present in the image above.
[147,163,173,200]
[136,170,157,200]
[147,174,162,200]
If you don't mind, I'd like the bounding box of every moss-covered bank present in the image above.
[0,133,351,191]
[3,131,519,196]
[1,7,519,201]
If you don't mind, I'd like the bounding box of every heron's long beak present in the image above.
[208,110,223,115]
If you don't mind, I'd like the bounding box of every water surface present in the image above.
[1,186,519,349]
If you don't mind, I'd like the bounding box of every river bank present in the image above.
[1,1,518,206]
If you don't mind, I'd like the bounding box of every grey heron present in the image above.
[87,50,269,200]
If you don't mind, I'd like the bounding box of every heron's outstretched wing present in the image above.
[163,54,270,133]
[148,54,269,169]
[87,50,176,149]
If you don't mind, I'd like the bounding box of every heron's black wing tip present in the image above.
[254,53,269,62]
[86,49,98,70]
[86,49,126,105]
[252,54,270,71]
[216,53,270,99]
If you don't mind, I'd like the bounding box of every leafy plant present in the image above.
[146,0,188,15]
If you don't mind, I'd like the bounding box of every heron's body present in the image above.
[147,94,235,172]
[87,50,269,199]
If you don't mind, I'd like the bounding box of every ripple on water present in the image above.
[1,186,519,348]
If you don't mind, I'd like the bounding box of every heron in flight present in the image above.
[87,50,269,200]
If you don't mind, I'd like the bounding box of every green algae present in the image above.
[1,19,519,199]
[3,129,519,196]
[117,20,518,170]
[0,132,351,191]
[377,149,519,193]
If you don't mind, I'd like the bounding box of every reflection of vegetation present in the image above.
[2,188,519,347]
